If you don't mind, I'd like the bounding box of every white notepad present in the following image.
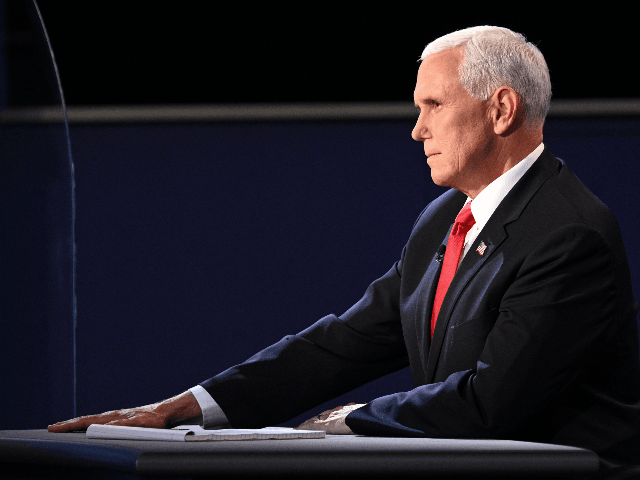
[86,424,325,441]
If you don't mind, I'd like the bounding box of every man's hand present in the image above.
[47,391,202,432]
[295,403,365,435]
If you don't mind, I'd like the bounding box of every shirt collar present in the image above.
[466,142,545,232]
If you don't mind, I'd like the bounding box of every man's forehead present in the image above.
[414,48,462,97]
[418,47,463,79]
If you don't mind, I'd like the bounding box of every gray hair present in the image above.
[420,26,551,127]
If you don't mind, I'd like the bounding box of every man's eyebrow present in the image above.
[414,98,438,108]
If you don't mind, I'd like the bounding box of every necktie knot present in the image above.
[451,202,476,236]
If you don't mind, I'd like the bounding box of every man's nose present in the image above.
[412,114,426,141]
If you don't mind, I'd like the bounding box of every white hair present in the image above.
[420,26,551,127]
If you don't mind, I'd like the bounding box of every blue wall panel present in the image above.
[0,124,75,429]
[70,121,432,426]
[68,117,640,427]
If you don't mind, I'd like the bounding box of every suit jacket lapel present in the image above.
[425,221,507,381]
[415,224,452,374]
[424,147,561,383]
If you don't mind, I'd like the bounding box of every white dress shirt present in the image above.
[461,142,544,261]
[189,142,545,428]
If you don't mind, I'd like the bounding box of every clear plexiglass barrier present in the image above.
[0,0,76,429]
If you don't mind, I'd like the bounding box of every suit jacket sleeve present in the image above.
[200,247,412,428]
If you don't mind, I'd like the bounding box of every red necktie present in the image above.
[431,202,476,337]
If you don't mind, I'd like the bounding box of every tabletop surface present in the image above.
[0,429,601,478]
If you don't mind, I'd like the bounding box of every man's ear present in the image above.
[491,87,519,135]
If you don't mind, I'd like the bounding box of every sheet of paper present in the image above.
[87,424,190,441]
[86,424,325,441]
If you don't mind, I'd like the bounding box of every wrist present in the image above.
[157,391,203,428]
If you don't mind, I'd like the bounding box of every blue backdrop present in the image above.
[2,116,639,429]
[64,117,640,428]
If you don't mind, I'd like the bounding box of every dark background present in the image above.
[2,2,640,432]
[35,2,636,106]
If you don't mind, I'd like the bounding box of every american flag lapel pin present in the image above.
[476,241,487,256]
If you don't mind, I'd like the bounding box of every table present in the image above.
[0,429,601,479]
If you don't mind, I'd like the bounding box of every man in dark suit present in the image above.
[49,26,640,470]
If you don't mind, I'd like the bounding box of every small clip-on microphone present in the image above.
[436,245,446,262]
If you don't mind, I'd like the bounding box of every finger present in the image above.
[48,410,128,433]
[48,420,86,433]
[295,404,357,430]
[297,416,350,434]
[48,415,105,433]
[317,405,347,420]
[104,416,165,429]
[295,421,326,431]
[296,415,331,429]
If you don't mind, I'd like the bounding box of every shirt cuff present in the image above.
[188,385,231,428]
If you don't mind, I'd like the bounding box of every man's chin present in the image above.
[429,170,452,188]
[428,158,450,185]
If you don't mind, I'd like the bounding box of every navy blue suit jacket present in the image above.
[203,147,640,467]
